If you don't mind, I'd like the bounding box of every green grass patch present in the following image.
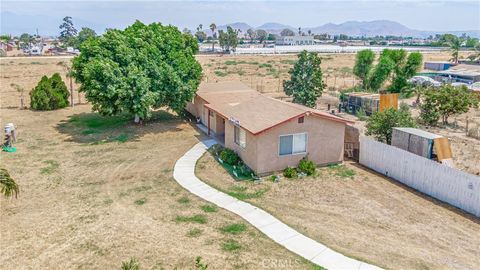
[214,70,228,77]
[220,223,247,234]
[280,59,297,65]
[186,228,203,237]
[175,214,207,224]
[200,204,218,213]
[134,198,146,205]
[177,197,190,204]
[114,134,129,143]
[224,60,237,65]
[328,164,356,179]
[222,239,242,252]
[40,160,59,174]
[227,186,268,200]
[236,69,246,76]
[259,63,272,68]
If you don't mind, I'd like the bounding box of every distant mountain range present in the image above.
[1,11,478,39]
[217,20,480,38]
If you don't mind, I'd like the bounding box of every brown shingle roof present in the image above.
[198,81,352,135]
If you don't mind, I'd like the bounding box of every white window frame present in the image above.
[234,126,247,148]
[278,132,308,156]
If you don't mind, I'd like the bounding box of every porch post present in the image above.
[207,109,211,136]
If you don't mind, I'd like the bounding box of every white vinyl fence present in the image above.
[360,137,480,217]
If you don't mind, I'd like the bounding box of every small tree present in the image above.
[283,50,324,108]
[280,28,295,37]
[59,16,78,47]
[30,74,70,110]
[218,26,238,53]
[10,83,26,109]
[255,29,267,45]
[0,168,19,199]
[353,49,375,90]
[420,84,479,125]
[366,108,417,144]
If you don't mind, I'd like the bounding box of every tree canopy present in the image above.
[280,28,295,37]
[59,16,78,47]
[72,21,202,122]
[353,49,422,93]
[353,49,375,90]
[366,107,417,144]
[75,27,96,49]
[218,26,238,53]
[420,84,479,125]
[283,50,324,108]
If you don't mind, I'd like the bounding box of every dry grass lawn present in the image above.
[0,106,318,270]
[196,152,480,270]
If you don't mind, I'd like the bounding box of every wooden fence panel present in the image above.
[360,137,480,217]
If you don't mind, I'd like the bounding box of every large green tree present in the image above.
[353,49,375,90]
[366,107,417,144]
[283,50,324,108]
[353,49,422,93]
[420,84,479,125]
[72,21,202,123]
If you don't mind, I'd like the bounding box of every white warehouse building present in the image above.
[276,35,314,45]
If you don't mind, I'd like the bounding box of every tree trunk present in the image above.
[212,41,215,52]
[70,77,74,107]
[20,97,24,109]
[134,114,140,124]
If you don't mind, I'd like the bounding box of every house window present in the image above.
[298,116,304,123]
[234,126,246,148]
[279,133,307,156]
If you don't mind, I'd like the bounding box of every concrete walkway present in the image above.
[173,140,383,270]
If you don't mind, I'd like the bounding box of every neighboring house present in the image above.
[186,81,353,175]
[275,35,314,45]
[436,64,480,84]
[424,61,455,71]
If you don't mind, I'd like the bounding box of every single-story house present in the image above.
[186,81,353,175]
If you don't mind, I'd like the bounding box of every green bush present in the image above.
[220,148,240,165]
[209,144,224,157]
[298,157,316,176]
[283,167,298,178]
[30,73,70,110]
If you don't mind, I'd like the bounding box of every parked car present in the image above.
[408,76,442,87]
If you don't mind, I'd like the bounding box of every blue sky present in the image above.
[1,1,479,35]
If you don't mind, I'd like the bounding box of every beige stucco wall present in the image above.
[225,115,345,175]
[224,121,259,173]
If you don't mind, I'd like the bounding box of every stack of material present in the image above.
[344,92,398,115]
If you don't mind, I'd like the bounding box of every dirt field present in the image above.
[196,153,480,270]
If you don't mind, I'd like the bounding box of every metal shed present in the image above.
[391,127,452,162]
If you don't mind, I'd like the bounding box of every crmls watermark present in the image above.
[261,258,302,268]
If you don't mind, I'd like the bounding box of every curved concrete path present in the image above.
[174,140,382,270]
